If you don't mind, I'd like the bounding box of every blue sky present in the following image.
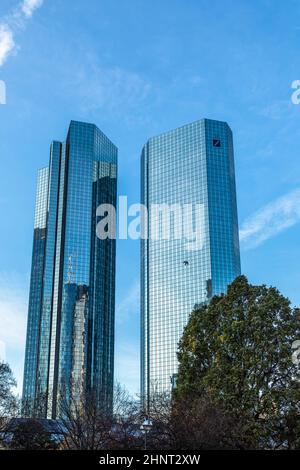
[0,0,300,396]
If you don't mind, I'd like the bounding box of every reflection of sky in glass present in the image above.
[141,119,241,399]
[23,121,117,418]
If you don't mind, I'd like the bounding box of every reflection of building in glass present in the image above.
[58,283,88,405]
[141,119,241,406]
[22,121,117,419]
[71,286,88,401]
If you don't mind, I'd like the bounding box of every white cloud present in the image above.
[115,280,140,394]
[0,0,44,67]
[0,340,6,362]
[116,280,140,325]
[0,24,15,66]
[0,288,27,349]
[21,0,44,18]
[260,100,295,120]
[0,273,28,394]
[75,65,152,123]
[240,188,300,249]
[115,342,140,396]
[55,45,153,125]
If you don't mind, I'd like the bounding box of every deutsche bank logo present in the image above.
[0,80,6,105]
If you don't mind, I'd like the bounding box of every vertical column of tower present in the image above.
[141,143,150,409]
[47,141,69,418]
[36,141,61,415]
[204,120,241,295]
[22,167,49,416]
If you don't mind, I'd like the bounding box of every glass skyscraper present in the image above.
[23,121,117,419]
[141,119,240,404]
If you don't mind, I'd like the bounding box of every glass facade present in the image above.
[22,121,117,419]
[141,119,241,404]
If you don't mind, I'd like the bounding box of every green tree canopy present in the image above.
[0,362,18,425]
[176,276,300,449]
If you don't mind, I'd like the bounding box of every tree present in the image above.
[171,391,254,450]
[176,276,300,449]
[0,361,19,445]
[57,382,141,450]
[142,390,174,450]
[110,383,142,449]
[57,386,112,450]
[10,419,58,450]
[139,390,252,450]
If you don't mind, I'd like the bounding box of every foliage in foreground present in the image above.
[10,419,58,450]
[1,276,300,450]
[176,275,300,449]
[0,361,18,436]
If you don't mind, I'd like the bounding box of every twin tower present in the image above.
[23,119,240,418]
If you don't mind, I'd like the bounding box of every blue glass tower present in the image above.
[22,121,117,418]
[141,119,240,404]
